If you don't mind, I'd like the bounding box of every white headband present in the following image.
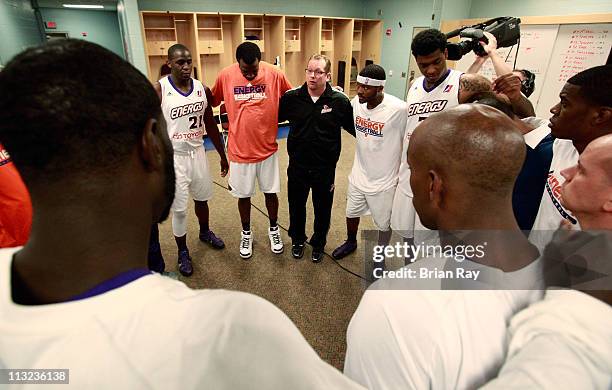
[357,75,386,86]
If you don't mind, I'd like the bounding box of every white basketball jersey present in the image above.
[349,93,407,194]
[529,139,580,250]
[159,76,208,153]
[397,69,463,196]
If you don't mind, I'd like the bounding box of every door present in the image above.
[405,27,428,99]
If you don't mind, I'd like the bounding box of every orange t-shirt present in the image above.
[0,145,32,248]
[212,62,292,163]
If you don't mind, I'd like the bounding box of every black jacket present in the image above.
[279,83,355,169]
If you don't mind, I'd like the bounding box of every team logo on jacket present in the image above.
[321,105,332,114]
[545,171,577,224]
[0,147,11,166]
[355,116,384,137]
[233,84,267,101]
[169,101,206,119]
[197,90,202,97]
[407,100,448,117]
[443,85,453,93]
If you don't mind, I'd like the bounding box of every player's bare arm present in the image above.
[204,87,229,177]
[493,73,535,118]
[458,73,492,103]
[153,81,162,102]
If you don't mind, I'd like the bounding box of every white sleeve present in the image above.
[481,290,612,390]
[344,290,443,390]
[480,334,611,389]
[188,292,366,390]
[399,101,408,141]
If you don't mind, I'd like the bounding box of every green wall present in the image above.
[0,0,43,66]
[118,0,147,73]
[442,0,472,21]
[40,8,126,59]
[363,0,435,98]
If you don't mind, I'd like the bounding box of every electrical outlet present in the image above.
[389,70,393,77]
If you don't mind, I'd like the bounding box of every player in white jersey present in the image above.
[391,29,492,249]
[529,64,612,249]
[344,105,542,390]
[331,65,407,260]
[153,44,229,277]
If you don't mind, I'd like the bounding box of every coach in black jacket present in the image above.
[279,54,355,263]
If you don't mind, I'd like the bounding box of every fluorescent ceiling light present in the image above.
[62,4,104,8]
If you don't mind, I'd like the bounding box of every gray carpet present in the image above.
[158,132,375,369]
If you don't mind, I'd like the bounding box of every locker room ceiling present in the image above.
[37,0,118,11]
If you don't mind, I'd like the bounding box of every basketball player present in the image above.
[153,44,229,276]
[0,39,365,389]
[469,92,553,231]
[212,42,292,259]
[482,134,612,390]
[391,29,492,247]
[345,105,543,389]
[0,143,32,247]
[332,64,407,260]
[529,64,612,249]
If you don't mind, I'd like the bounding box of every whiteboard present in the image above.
[454,24,559,109]
[535,23,612,118]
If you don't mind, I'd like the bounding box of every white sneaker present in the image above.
[268,226,284,254]
[240,230,253,259]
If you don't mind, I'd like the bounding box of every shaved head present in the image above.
[560,133,612,229]
[407,104,525,229]
[589,134,612,184]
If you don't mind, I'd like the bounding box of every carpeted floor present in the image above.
[158,131,376,370]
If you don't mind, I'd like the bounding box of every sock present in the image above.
[200,223,210,234]
[242,221,250,232]
[347,232,357,242]
[269,218,277,229]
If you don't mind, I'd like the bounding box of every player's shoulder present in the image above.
[383,93,407,108]
[257,61,278,76]
[552,138,578,161]
[155,281,294,328]
[407,76,425,94]
[218,63,238,77]
[451,69,464,79]
[193,78,207,89]
[157,75,169,86]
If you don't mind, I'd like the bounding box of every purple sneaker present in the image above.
[199,230,225,249]
[332,240,357,260]
[178,250,193,277]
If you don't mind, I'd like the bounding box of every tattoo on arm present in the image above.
[459,75,491,93]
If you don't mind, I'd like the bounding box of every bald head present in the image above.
[407,104,525,229]
[588,134,612,184]
[560,133,612,229]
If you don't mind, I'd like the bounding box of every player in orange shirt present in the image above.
[212,42,292,259]
[0,144,32,248]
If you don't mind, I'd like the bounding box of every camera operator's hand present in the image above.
[493,72,536,118]
[493,73,522,102]
[480,31,498,55]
